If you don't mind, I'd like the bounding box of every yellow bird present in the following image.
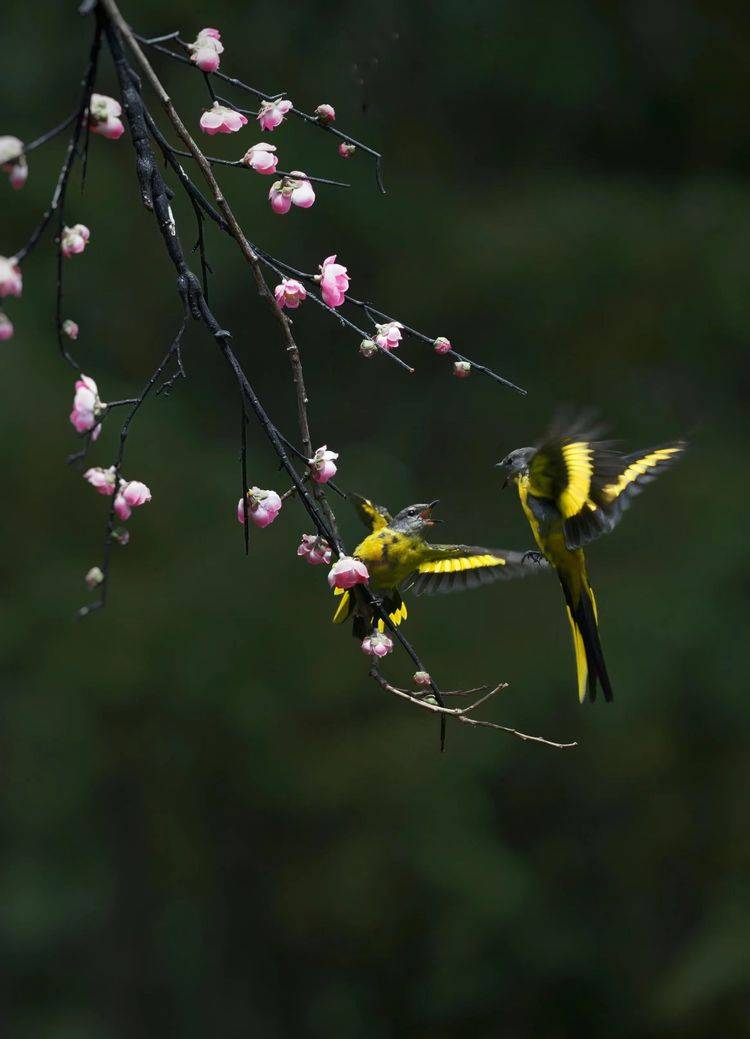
[333,494,547,637]
[496,422,686,702]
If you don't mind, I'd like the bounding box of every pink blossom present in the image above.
[70,373,103,438]
[274,278,307,309]
[0,311,13,341]
[241,142,278,174]
[359,338,377,358]
[189,27,224,73]
[112,527,130,546]
[327,555,369,590]
[257,98,293,132]
[114,494,131,522]
[315,104,336,124]
[309,445,338,484]
[237,486,283,528]
[200,102,248,136]
[62,319,79,340]
[361,632,394,658]
[83,466,117,495]
[0,136,27,189]
[89,94,125,140]
[268,173,315,215]
[453,360,471,378]
[119,480,152,507]
[433,336,452,355]
[85,566,104,589]
[316,255,349,308]
[374,321,403,351]
[61,224,90,258]
[297,534,333,565]
[338,142,355,159]
[0,256,22,298]
[413,670,431,686]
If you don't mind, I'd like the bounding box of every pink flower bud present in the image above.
[268,174,315,215]
[374,321,403,351]
[84,466,117,495]
[315,104,336,124]
[297,533,333,565]
[0,137,28,189]
[268,182,292,214]
[257,98,293,132]
[316,254,350,308]
[114,494,131,522]
[70,373,104,435]
[200,102,248,136]
[361,632,394,658]
[327,556,369,590]
[274,278,307,309]
[309,445,339,484]
[89,94,125,140]
[237,486,283,528]
[61,224,91,258]
[62,319,79,340]
[189,29,224,73]
[413,670,431,686]
[359,338,377,358]
[85,566,104,589]
[433,336,452,355]
[0,311,13,341]
[112,527,130,546]
[338,142,356,159]
[453,360,471,378]
[0,256,22,298]
[119,480,152,507]
[241,142,278,174]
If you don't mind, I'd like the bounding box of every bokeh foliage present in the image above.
[2,1,749,1036]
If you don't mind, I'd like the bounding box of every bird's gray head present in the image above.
[496,447,536,486]
[390,500,440,535]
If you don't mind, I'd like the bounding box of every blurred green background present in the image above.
[2,1,749,1036]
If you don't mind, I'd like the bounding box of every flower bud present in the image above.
[189,27,224,73]
[89,95,125,140]
[62,319,79,340]
[374,321,403,351]
[61,224,90,258]
[0,256,22,298]
[241,142,278,174]
[237,487,283,528]
[453,360,471,378]
[297,534,333,565]
[338,142,356,159]
[112,527,130,546]
[0,311,13,341]
[274,277,307,309]
[309,445,338,484]
[85,566,104,589]
[327,556,369,590]
[413,670,431,686]
[83,466,117,495]
[0,136,27,190]
[315,103,336,124]
[433,336,452,355]
[318,255,349,308]
[361,632,394,658]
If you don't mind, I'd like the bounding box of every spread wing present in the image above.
[407,546,549,596]
[349,493,392,532]
[563,442,686,550]
[527,431,619,519]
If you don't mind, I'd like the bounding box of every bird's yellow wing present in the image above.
[564,442,686,550]
[349,493,392,532]
[527,436,604,519]
[407,546,548,596]
[331,587,408,628]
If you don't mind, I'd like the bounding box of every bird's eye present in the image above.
[407,508,416,516]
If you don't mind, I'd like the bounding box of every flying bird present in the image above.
[333,494,546,637]
[496,420,686,702]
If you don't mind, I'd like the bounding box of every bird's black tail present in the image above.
[562,578,613,703]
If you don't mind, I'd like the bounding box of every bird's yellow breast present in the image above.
[354,529,427,590]
[516,475,581,576]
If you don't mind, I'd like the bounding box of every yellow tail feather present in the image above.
[332,589,351,624]
[565,604,588,703]
[376,600,408,632]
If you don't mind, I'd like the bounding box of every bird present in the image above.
[332,494,547,638]
[496,419,686,703]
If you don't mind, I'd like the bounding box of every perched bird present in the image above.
[333,494,546,637]
[497,420,686,702]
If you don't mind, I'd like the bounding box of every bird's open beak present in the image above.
[420,500,442,525]
[495,462,509,489]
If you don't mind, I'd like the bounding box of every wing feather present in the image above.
[407,546,548,596]
[349,493,392,532]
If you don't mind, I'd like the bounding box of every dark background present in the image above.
[2,1,749,1036]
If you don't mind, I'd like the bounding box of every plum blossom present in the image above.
[114,479,152,522]
[268,173,315,215]
[0,136,27,189]
[338,142,355,159]
[0,256,22,297]
[327,556,369,590]
[433,336,452,355]
[112,527,130,546]
[361,632,394,658]
[89,94,125,140]
[257,98,292,132]
[297,534,333,565]
[70,374,104,439]
[85,566,104,589]
[61,224,90,258]
[62,319,79,340]
[359,338,377,358]
[83,466,117,495]
[200,102,248,135]
[274,278,307,309]
[316,255,349,308]
[309,445,338,484]
[241,142,278,174]
[237,486,282,528]
[413,670,432,686]
[315,104,336,124]
[189,27,224,73]
[374,321,403,351]
[0,311,13,341]
[453,360,471,378]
